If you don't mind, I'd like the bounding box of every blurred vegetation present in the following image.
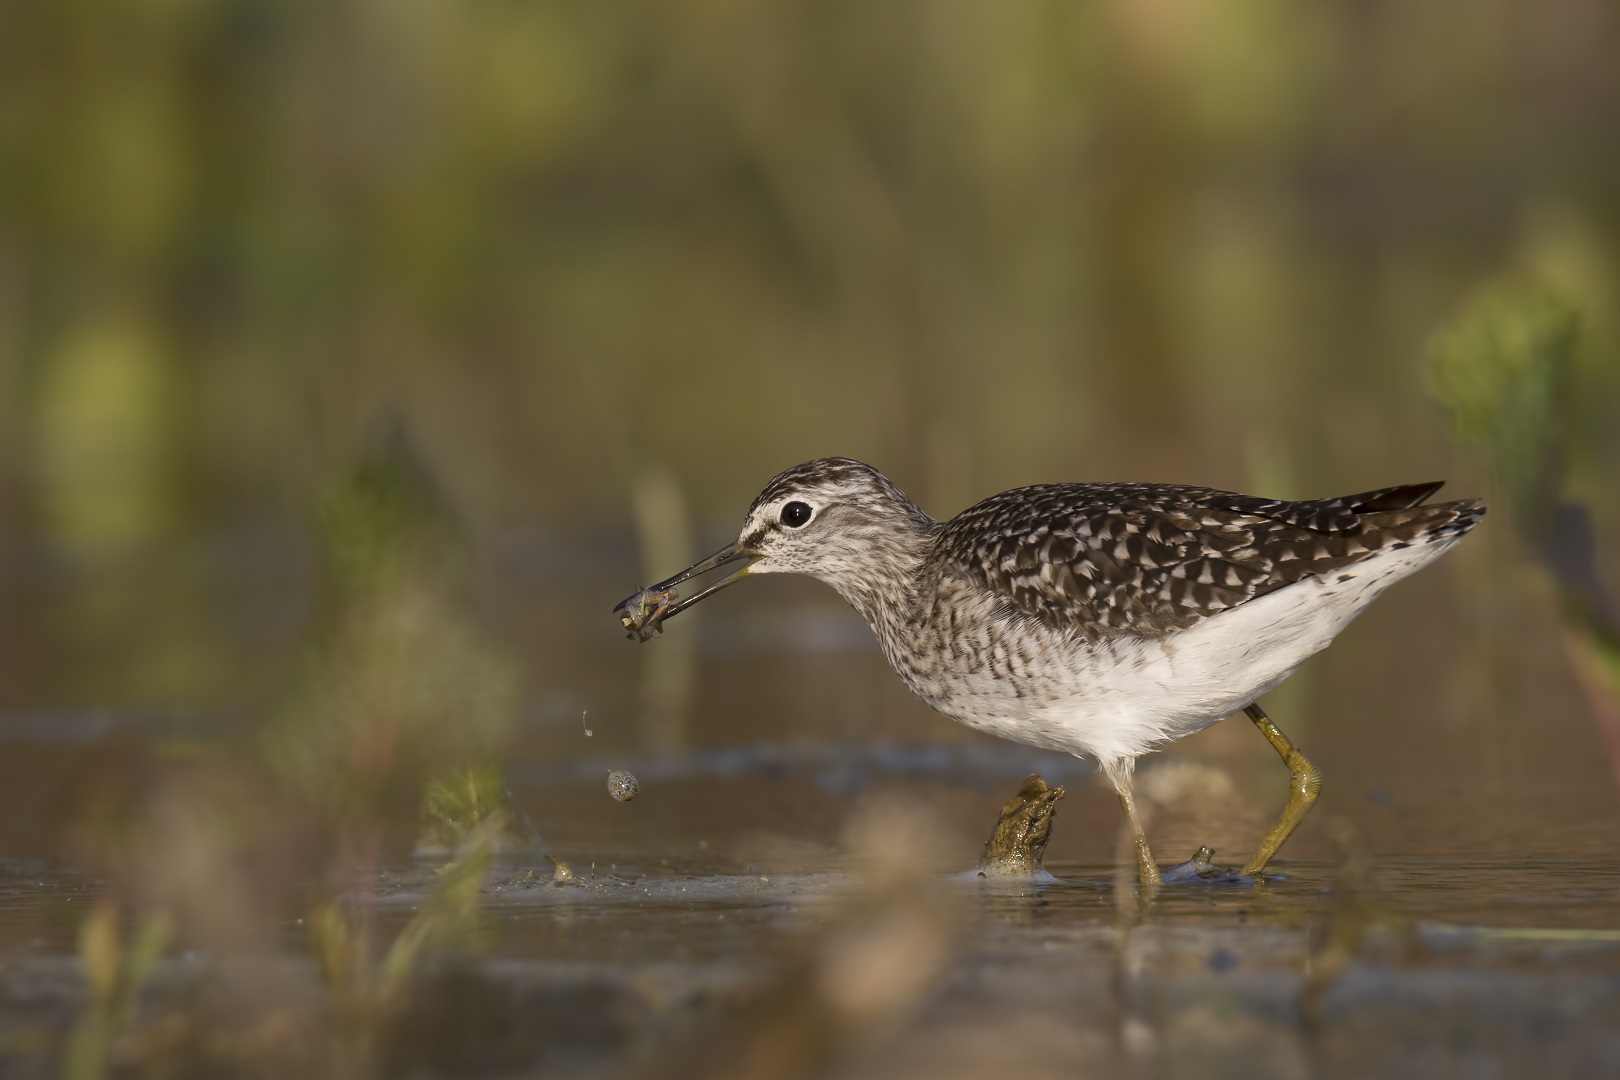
[260,430,520,844]
[3,0,1618,714]
[1429,280,1620,784]
[1427,283,1577,528]
[311,826,494,1041]
[63,904,171,1080]
[418,760,538,856]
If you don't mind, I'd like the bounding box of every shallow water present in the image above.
[2,743,1619,1078]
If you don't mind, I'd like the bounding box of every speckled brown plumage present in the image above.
[937,480,1484,641]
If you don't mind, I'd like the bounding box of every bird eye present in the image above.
[780,501,813,528]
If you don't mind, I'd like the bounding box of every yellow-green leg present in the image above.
[1241,702,1323,876]
[1104,759,1162,889]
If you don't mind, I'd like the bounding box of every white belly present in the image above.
[906,538,1456,767]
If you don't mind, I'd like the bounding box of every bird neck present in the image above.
[822,514,938,632]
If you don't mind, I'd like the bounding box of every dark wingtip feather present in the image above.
[1347,481,1447,512]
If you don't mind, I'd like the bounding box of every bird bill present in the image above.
[612,542,757,642]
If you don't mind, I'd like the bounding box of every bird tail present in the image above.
[1340,481,1446,512]
[1358,484,1487,545]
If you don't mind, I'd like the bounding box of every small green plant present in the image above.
[259,428,521,847]
[305,819,499,1074]
[1427,281,1578,528]
[419,761,526,854]
[62,904,172,1080]
[311,818,498,1006]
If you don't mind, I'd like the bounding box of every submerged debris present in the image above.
[976,773,1064,877]
[614,585,679,642]
[607,770,640,803]
[1158,845,1251,884]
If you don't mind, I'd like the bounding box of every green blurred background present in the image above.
[1,0,1618,863]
